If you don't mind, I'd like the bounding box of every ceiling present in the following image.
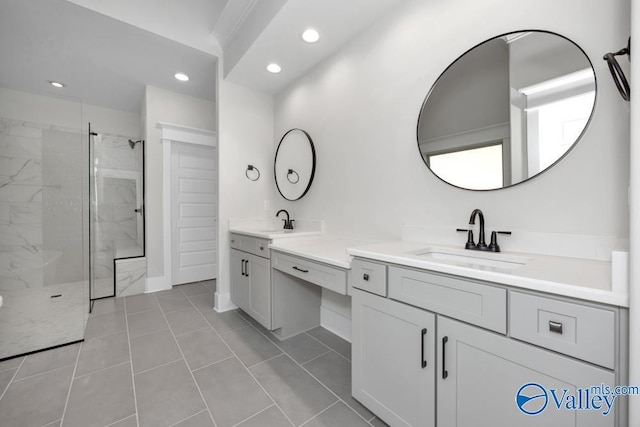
[0,0,410,112]
[225,0,409,94]
[0,0,218,112]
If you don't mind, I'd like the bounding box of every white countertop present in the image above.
[347,241,628,307]
[269,237,371,269]
[230,227,323,240]
[229,217,324,240]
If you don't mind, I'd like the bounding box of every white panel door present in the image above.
[171,141,217,285]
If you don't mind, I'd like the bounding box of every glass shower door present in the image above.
[0,107,88,360]
[89,127,144,308]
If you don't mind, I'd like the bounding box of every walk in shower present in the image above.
[0,109,89,360]
[89,126,145,308]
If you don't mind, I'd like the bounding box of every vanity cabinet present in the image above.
[437,316,615,427]
[352,288,435,427]
[351,260,625,427]
[230,233,271,328]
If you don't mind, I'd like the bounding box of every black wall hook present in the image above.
[603,37,631,101]
[286,169,300,184]
[246,165,260,181]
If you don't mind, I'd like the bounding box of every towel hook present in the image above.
[603,37,631,101]
[246,165,260,181]
[286,169,300,184]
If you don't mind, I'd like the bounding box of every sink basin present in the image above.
[257,229,295,234]
[409,247,530,271]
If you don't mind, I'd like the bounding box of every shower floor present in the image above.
[0,281,88,360]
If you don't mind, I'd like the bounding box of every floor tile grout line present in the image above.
[36,418,62,427]
[131,356,185,377]
[230,403,294,427]
[0,357,26,400]
[299,349,333,366]
[73,360,131,380]
[156,298,220,427]
[83,327,129,342]
[206,315,296,427]
[298,400,341,426]
[167,408,210,427]
[245,352,286,370]
[128,325,173,341]
[11,361,78,384]
[59,341,83,426]
[190,355,236,374]
[104,414,137,427]
[126,307,163,319]
[303,331,352,363]
[218,323,253,336]
[246,321,374,426]
[172,324,215,338]
[123,296,141,427]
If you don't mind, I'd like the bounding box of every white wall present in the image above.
[143,86,217,282]
[274,0,630,242]
[272,0,630,341]
[0,87,140,136]
[216,79,274,311]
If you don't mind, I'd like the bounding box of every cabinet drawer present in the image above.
[350,259,387,297]
[509,291,616,369]
[230,233,270,259]
[388,267,506,333]
[272,251,348,295]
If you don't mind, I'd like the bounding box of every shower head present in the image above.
[128,139,142,149]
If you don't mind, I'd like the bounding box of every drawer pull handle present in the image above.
[293,266,309,273]
[231,239,235,244]
[421,328,427,368]
[245,260,250,277]
[259,246,264,251]
[241,259,246,276]
[363,274,370,281]
[442,336,449,379]
[549,321,563,334]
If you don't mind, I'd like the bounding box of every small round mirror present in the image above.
[274,128,316,201]
[417,30,596,190]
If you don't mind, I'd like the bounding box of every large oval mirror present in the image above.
[275,128,316,201]
[417,30,596,190]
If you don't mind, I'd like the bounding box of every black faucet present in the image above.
[276,209,295,230]
[457,208,511,252]
[469,208,487,250]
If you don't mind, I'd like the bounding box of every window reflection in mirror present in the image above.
[428,144,504,190]
[417,31,596,190]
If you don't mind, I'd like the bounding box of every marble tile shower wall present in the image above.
[93,135,142,284]
[0,117,85,290]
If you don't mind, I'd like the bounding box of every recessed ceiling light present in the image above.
[302,29,320,43]
[49,81,64,88]
[174,72,189,82]
[267,63,282,74]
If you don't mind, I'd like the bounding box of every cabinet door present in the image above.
[352,289,435,427]
[230,249,249,310]
[437,316,615,427]
[246,253,271,329]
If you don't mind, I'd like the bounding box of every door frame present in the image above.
[157,122,217,290]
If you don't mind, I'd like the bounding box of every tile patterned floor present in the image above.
[0,280,388,427]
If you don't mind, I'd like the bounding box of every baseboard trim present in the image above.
[214,291,237,312]
[145,275,172,293]
[320,305,351,342]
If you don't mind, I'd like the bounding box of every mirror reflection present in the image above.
[274,129,316,201]
[417,31,596,190]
